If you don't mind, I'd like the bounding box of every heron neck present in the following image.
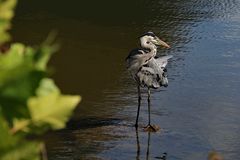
[141,45,157,57]
[149,48,157,58]
[140,40,157,56]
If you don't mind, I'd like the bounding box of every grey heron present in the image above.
[126,32,172,132]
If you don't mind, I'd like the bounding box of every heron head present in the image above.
[139,32,170,49]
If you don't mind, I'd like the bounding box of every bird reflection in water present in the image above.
[136,128,140,160]
[135,129,167,160]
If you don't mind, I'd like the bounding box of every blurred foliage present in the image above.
[0,0,16,45]
[0,0,81,159]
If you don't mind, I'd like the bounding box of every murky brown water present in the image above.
[12,0,240,159]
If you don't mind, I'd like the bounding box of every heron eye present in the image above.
[146,41,150,44]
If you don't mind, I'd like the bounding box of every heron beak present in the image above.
[155,37,170,48]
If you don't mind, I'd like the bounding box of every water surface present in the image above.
[12,0,240,159]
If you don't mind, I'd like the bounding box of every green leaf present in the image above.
[0,42,57,123]
[0,44,46,123]
[0,113,41,160]
[0,141,41,160]
[36,78,60,96]
[0,111,17,149]
[27,78,81,130]
[28,94,81,130]
[0,0,17,45]
[33,32,59,70]
[0,2,81,160]
[0,43,42,89]
[11,118,30,134]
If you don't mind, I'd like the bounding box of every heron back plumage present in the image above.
[126,50,172,89]
[126,48,153,72]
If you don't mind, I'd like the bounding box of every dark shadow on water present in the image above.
[66,117,122,130]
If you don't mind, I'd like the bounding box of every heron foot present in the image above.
[143,124,160,132]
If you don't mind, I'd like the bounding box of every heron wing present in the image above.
[136,66,160,88]
[126,48,154,72]
[155,55,173,68]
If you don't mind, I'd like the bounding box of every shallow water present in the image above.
[12,0,240,159]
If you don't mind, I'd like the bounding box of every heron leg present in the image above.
[135,85,141,128]
[147,88,151,125]
[144,88,160,132]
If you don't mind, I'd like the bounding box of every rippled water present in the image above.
[12,0,240,159]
